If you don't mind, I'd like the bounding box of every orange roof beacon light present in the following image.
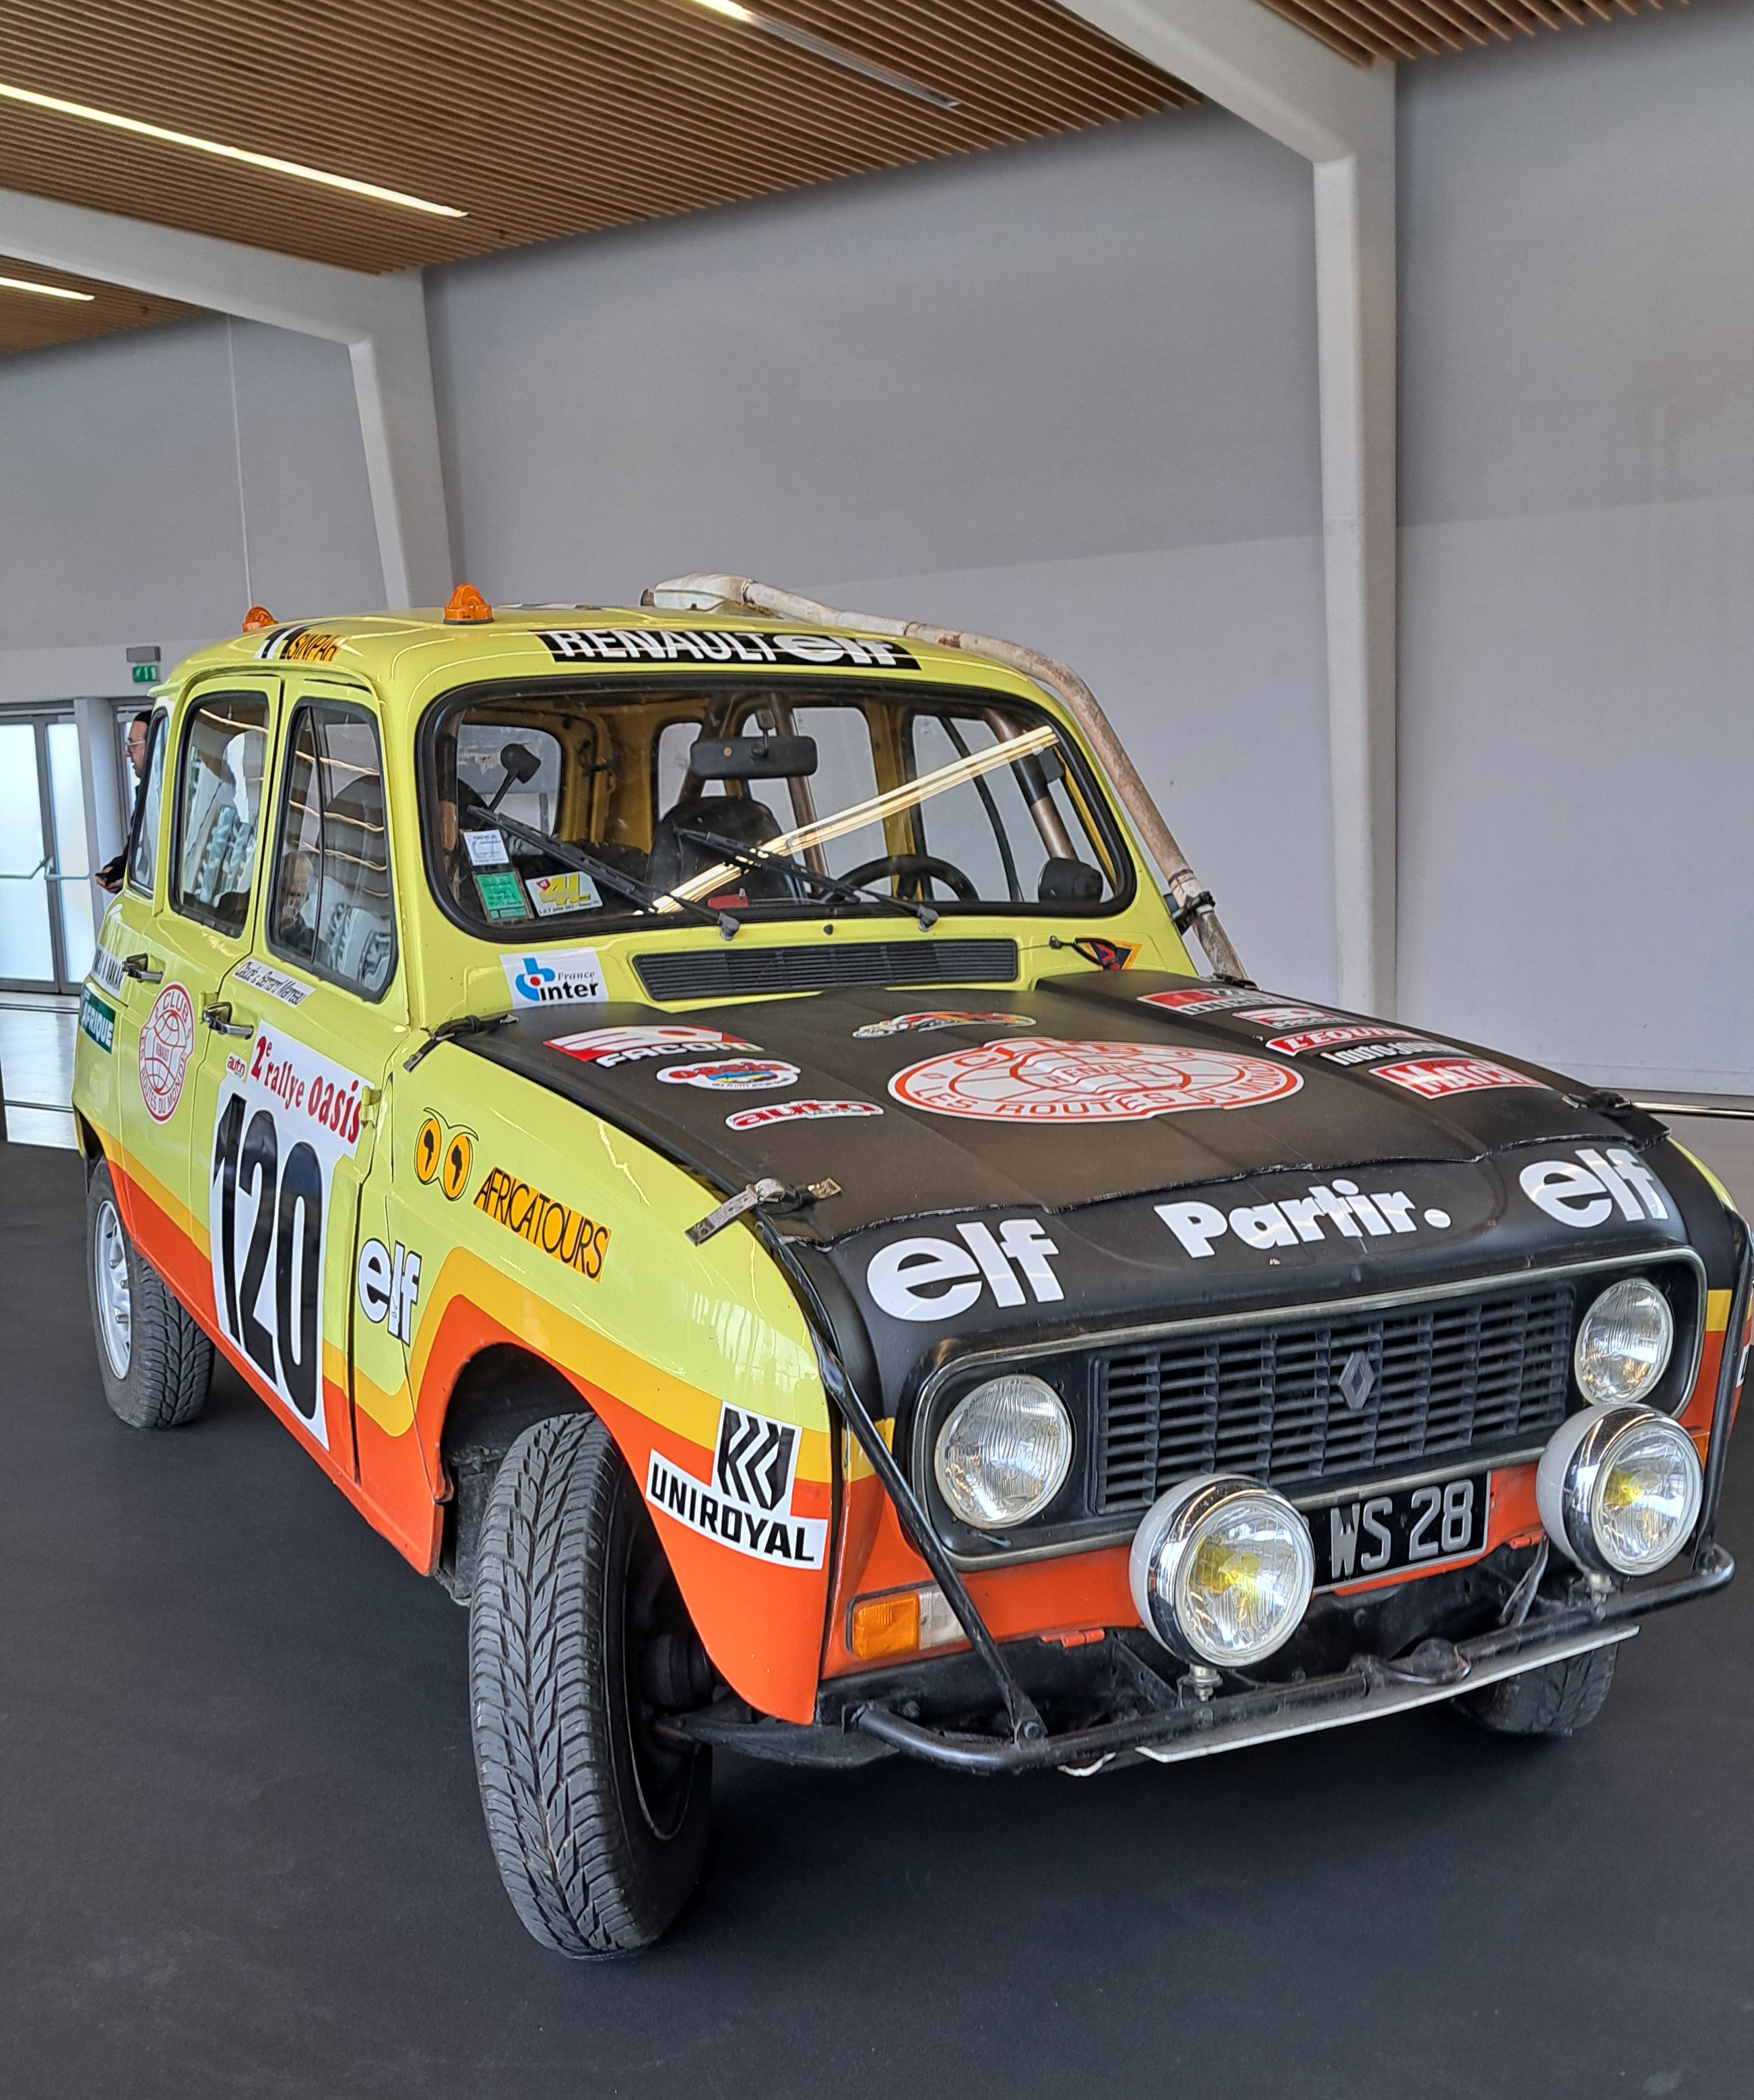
[445,583,494,624]
[240,605,278,633]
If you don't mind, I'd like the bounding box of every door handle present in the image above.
[202,1000,253,1039]
[123,953,163,984]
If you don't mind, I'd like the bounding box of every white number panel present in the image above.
[208,1025,369,1446]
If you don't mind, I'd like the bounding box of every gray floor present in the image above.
[3,1133,1754,2099]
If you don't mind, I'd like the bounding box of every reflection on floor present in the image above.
[0,995,77,1151]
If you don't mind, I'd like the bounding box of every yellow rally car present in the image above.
[72,573,1751,1954]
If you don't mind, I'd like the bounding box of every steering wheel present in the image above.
[838,852,979,903]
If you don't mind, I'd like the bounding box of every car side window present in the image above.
[267,701,397,998]
[171,693,271,934]
[125,711,168,897]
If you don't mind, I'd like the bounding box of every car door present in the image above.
[115,683,278,1302]
[193,679,406,1488]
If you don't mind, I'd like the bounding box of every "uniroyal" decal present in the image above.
[536,627,919,670]
[645,1403,826,1568]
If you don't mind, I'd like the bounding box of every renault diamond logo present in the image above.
[1337,1349,1376,1413]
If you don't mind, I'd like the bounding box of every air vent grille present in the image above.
[635,938,1019,1002]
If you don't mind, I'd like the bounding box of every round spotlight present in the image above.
[1536,1403,1702,1578]
[1129,1475,1315,1667]
[933,1374,1073,1530]
[1574,1277,1673,1407]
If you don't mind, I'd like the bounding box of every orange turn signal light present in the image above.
[848,1584,965,1662]
[444,582,493,624]
[240,605,277,633]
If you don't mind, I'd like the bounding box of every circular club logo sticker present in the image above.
[138,982,196,1122]
[656,1058,800,1093]
[888,1038,1302,1123]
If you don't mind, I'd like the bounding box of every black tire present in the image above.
[1460,1645,1619,1738]
[469,1413,712,1955]
[86,1158,212,1431]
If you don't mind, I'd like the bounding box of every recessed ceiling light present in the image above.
[0,79,465,218]
[0,272,94,301]
[685,1,959,111]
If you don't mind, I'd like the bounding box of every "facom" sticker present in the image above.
[725,1099,882,1131]
[645,1403,827,1568]
[550,1025,758,1068]
[889,1038,1301,1124]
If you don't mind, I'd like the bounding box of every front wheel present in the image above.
[1460,1645,1618,1738]
[468,1413,712,1954]
[85,1158,212,1430]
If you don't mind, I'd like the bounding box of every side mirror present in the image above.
[688,734,818,780]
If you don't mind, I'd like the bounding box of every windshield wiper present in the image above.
[673,825,938,931]
[472,814,739,939]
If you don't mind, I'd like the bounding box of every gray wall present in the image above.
[1,3,1747,1086]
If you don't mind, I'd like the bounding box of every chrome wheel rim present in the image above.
[94,1198,133,1378]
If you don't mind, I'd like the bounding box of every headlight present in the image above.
[934,1374,1073,1529]
[1129,1475,1315,1667]
[1574,1277,1673,1406]
[1536,1403,1702,1577]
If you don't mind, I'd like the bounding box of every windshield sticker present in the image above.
[853,1011,1035,1038]
[139,982,195,1122]
[527,869,603,916]
[725,1099,882,1131]
[550,1025,760,1069]
[502,949,606,1006]
[1520,1149,1672,1228]
[1157,1180,1452,1260]
[78,988,116,1054]
[474,870,530,922]
[1372,1058,1546,1100]
[888,1039,1302,1124]
[1266,1025,1401,1057]
[536,627,919,671]
[866,1217,1064,1321]
[463,829,510,867]
[208,1027,369,1445]
[646,1403,827,1569]
[474,1166,610,1277]
[234,957,313,1008]
[657,1058,800,1093]
[1138,985,1260,1013]
[1235,1006,1339,1029]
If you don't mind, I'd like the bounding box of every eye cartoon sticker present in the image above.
[888,1038,1302,1124]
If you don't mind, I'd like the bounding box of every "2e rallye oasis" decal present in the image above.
[208,1027,369,1445]
[887,1039,1301,1124]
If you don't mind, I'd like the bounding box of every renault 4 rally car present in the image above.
[72,571,1751,1954]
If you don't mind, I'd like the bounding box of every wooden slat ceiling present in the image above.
[0,0,1192,356]
[0,254,197,352]
[1258,0,1689,66]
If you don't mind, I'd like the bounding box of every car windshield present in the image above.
[419,678,1132,936]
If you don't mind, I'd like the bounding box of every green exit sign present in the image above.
[131,663,160,685]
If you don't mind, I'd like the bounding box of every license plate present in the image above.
[1308,1469,1491,1590]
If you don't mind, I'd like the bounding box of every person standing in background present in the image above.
[96,711,153,894]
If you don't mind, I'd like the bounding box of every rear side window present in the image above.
[172,693,271,934]
[125,711,168,897]
[267,701,396,998]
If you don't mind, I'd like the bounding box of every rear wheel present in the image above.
[469,1413,711,1954]
[1460,1645,1618,1738]
[86,1159,212,1431]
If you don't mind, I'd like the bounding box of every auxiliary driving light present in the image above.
[1573,1277,1674,1407]
[1129,1475,1315,1667]
[934,1374,1073,1529]
[1536,1403,1702,1578]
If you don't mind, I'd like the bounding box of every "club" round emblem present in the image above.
[888,1038,1302,1123]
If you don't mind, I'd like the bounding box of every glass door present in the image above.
[0,712,100,994]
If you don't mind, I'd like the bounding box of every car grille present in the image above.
[634,937,1019,1002]
[1093,1280,1577,1514]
